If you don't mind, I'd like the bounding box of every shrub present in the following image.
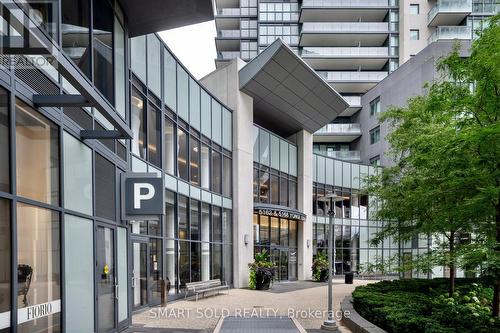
[312,251,329,281]
[352,279,500,333]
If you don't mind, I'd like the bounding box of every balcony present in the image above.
[316,150,361,161]
[215,30,241,51]
[428,26,472,44]
[341,95,362,116]
[300,22,391,47]
[216,8,241,16]
[317,71,388,93]
[300,0,391,22]
[428,0,472,27]
[314,123,362,143]
[217,30,240,38]
[301,46,390,70]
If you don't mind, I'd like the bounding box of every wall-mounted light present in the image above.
[307,239,311,248]
[244,234,249,245]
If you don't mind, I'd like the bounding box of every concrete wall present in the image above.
[355,41,471,166]
[200,60,255,288]
[399,0,434,64]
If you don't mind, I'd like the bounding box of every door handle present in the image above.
[115,284,119,300]
[131,276,136,288]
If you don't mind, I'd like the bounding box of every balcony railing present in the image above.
[302,0,389,7]
[343,95,362,106]
[218,51,241,59]
[428,26,472,43]
[315,123,361,135]
[216,8,241,16]
[301,22,389,33]
[324,150,361,161]
[428,0,472,25]
[302,47,389,57]
[317,71,388,81]
[217,30,241,38]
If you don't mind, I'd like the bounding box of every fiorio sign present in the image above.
[256,208,306,221]
[18,299,61,324]
[121,173,164,220]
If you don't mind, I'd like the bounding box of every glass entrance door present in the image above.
[270,248,289,281]
[96,225,116,332]
[132,240,147,309]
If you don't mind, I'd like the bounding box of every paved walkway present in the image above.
[132,279,376,332]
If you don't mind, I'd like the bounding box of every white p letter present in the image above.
[134,183,155,209]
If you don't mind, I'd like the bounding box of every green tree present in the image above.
[365,14,500,316]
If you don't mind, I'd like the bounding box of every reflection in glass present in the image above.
[149,239,162,304]
[148,103,161,167]
[260,216,269,245]
[190,137,200,186]
[190,199,200,240]
[201,144,210,189]
[165,191,176,293]
[191,242,201,282]
[0,200,9,331]
[17,203,60,333]
[222,156,232,197]
[177,128,188,181]
[280,219,289,247]
[270,217,279,245]
[223,209,232,244]
[178,196,188,239]
[131,88,146,158]
[270,175,279,205]
[289,181,297,209]
[95,154,115,221]
[164,117,175,175]
[259,171,269,203]
[0,88,8,192]
[61,0,90,77]
[93,0,114,102]
[212,151,222,194]
[280,177,288,206]
[201,203,211,281]
[211,244,222,280]
[178,241,189,289]
[212,207,222,242]
[16,100,59,205]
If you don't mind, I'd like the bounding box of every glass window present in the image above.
[16,100,59,205]
[165,190,176,239]
[147,34,161,97]
[212,150,222,194]
[178,195,188,239]
[370,156,381,167]
[410,29,420,40]
[409,4,419,14]
[223,209,232,244]
[61,0,90,78]
[370,127,381,144]
[190,137,200,186]
[63,132,92,215]
[222,156,231,197]
[280,219,288,247]
[201,144,210,190]
[191,242,201,282]
[270,175,279,205]
[260,216,270,245]
[148,103,161,167]
[178,240,189,288]
[289,181,297,209]
[289,220,297,247]
[211,99,222,144]
[270,135,280,170]
[190,199,200,240]
[211,244,222,280]
[189,78,201,130]
[370,97,380,116]
[279,140,289,174]
[289,145,297,177]
[201,203,210,243]
[95,154,115,220]
[177,128,188,181]
[212,206,222,242]
[259,170,269,203]
[131,88,146,158]
[17,203,60,332]
[270,217,279,245]
[177,65,189,121]
[93,0,114,103]
[131,36,147,82]
[222,108,232,150]
[114,18,125,118]
[64,214,93,333]
[200,90,211,138]
[164,50,177,111]
[0,199,9,332]
[280,177,288,207]
[259,129,269,166]
[0,88,8,192]
[164,117,175,175]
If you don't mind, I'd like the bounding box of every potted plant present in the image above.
[248,249,276,290]
[312,251,329,282]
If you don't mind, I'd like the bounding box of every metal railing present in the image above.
[216,8,241,16]
[302,22,389,33]
[217,30,241,38]
[317,71,388,81]
[302,0,389,7]
[343,95,362,106]
[428,26,472,43]
[302,47,389,57]
[428,0,472,25]
[326,150,361,161]
[315,123,362,135]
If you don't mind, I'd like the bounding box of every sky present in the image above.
[159,20,217,80]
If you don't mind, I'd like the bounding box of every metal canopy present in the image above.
[119,0,214,37]
[2,0,132,139]
[239,39,348,137]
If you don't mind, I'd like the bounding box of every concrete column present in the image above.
[297,130,313,281]
[201,212,210,281]
[200,59,254,288]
